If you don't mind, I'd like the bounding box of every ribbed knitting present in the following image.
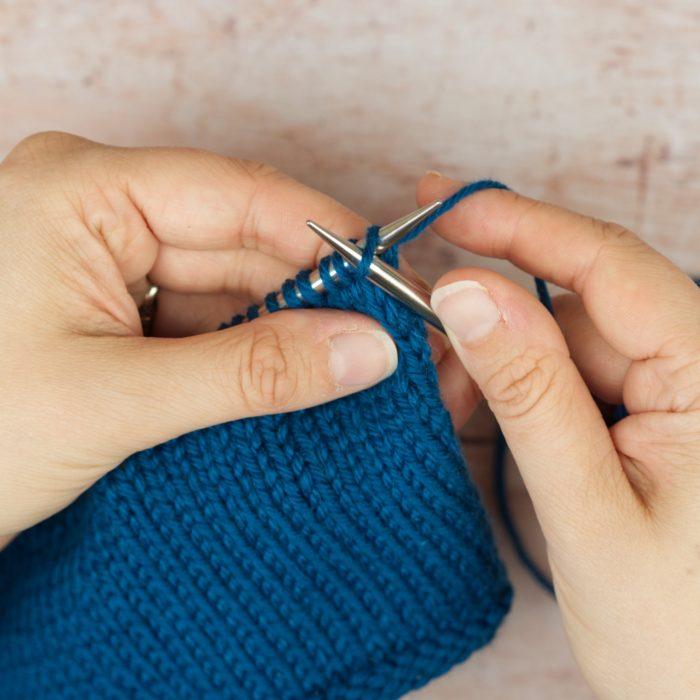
[0,181,512,700]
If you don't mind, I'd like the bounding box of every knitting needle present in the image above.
[306,220,446,334]
[257,200,442,313]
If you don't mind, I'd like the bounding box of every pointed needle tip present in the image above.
[377,199,443,250]
[306,220,362,265]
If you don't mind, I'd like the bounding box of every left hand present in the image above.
[0,132,472,548]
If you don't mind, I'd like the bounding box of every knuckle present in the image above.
[485,349,563,421]
[232,160,285,249]
[596,219,640,248]
[235,323,305,413]
[5,131,87,164]
[236,158,279,181]
[571,219,646,297]
[646,351,700,412]
[211,156,281,188]
[508,195,549,236]
[189,152,279,184]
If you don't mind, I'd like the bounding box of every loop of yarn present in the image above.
[280,277,305,309]
[294,270,325,306]
[356,224,382,277]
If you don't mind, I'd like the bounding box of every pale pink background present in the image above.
[2,2,699,698]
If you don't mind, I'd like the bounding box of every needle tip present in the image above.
[377,199,444,251]
[306,220,362,265]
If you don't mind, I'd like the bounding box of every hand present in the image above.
[0,132,404,546]
[419,172,700,699]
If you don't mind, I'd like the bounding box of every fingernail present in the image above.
[425,169,443,179]
[431,281,501,343]
[329,330,398,387]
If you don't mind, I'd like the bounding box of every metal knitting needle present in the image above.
[258,200,442,313]
[306,220,446,335]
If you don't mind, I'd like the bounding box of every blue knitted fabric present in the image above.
[0,182,512,699]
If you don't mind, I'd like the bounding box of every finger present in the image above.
[151,226,433,306]
[76,310,397,457]
[430,268,641,551]
[435,346,482,428]
[116,147,368,265]
[7,134,370,284]
[417,173,700,363]
[552,293,631,404]
[149,246,298,300]
[610,411,700,515]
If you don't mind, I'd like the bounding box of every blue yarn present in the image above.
[401,179,510,244]
[0,181,513,700]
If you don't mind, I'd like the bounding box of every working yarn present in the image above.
[0,182,512,700]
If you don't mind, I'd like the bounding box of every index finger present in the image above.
[417,173,700,360]
[6,134,367,268]
[119,146,368,267]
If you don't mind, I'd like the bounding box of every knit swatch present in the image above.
[0,182,512,699]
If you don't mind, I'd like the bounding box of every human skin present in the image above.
[0,133,478,546]
[1,134,698,698]
[420,172,700,699]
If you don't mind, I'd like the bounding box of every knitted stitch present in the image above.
[0,181,512,700]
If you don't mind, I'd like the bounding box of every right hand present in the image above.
[420,172,700,699]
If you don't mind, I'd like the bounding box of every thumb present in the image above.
[82,309,397,457]
[430,269,641,553]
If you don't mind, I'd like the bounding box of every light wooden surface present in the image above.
[2,2,699,697]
